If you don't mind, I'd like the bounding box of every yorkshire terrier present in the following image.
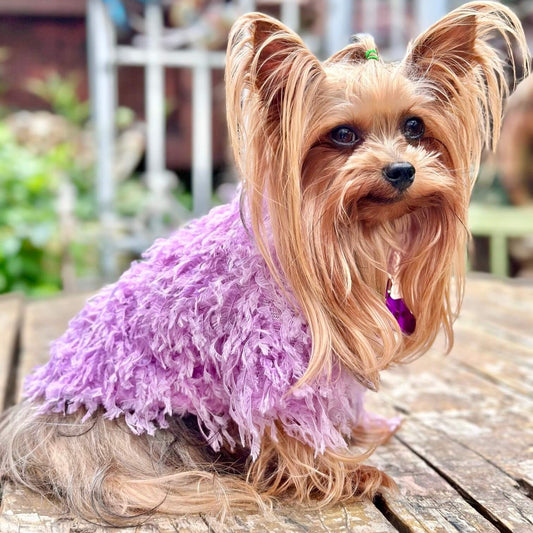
[0,1,529,526]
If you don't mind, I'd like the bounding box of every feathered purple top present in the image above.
[24,197,391,458]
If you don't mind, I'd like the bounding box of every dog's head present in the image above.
[226,2,530,388]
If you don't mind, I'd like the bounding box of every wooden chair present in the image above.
[469,203,533,276]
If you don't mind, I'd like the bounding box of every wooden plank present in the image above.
[394,420,533,533]
[459,309,533,349]
[408,404,533,488]
[0,482,398,533]
[380,350,516,416]
[203,502,397,532]
[0,483,83,533]
[376,351,533,530]
[462,275,533,307]
[372,274,533,530]
[16,292,92,402]
[0,483,210,532]
[460,277,533,342]
[0,294,22,411]
[283,504,397,533]
[315,504,397,533]
[380,349,533,479]
[370,438,499,532]
[453,322,533,397]
[0,482,400,532]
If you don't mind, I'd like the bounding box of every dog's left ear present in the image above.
[403,1,530,149]
[403,11,477,85]
[403,1,530,92]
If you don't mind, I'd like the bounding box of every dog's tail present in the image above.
[0,402,266,526]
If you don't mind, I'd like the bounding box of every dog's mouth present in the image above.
[363,193,405,205]
[354,192,414,222]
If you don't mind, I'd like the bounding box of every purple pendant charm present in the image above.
[385,280,416,335]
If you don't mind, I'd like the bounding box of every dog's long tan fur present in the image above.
[0,2,529,526]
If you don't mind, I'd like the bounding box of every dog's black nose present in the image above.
[382,162,415,191]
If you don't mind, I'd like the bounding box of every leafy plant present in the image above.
[0,124,64,295]
[0,102,107,295]
[26,73,90,127]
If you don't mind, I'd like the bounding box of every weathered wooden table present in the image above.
[0,275,532,532]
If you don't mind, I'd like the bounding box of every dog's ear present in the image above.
[402,1,530,149]
[403,12,477,84]
[227,13,324,120]
[403,1,529,92]
[252,16,318,97]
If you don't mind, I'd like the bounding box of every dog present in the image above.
[0,1,529,526]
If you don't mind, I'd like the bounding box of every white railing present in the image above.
[86,0,453,279]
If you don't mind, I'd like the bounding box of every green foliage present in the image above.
[26,73,90,127]
[0,124,66,295]
[0,70,147,296]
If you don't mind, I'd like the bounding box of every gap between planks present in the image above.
[0,294,23,411]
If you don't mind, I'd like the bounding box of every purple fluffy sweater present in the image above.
[24,197,388,458]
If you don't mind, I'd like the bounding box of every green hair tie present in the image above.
[365,49,379,61]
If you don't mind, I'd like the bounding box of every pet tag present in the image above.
[386,279,416,335]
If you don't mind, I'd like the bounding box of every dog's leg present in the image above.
[247,426,396,505]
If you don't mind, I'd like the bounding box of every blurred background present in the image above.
[0,0,532,296]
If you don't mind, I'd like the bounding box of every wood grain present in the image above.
[395,420,533,533]
[370,438,499,533]
[0,482,211,532]
[452,322,533,397]
[202,502,397,532]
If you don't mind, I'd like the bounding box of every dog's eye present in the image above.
[403,117,425,140]
[330,126,360,148]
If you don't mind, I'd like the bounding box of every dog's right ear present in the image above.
[226,13,323,119]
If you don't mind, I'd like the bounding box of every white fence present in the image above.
[86,0,458,278]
